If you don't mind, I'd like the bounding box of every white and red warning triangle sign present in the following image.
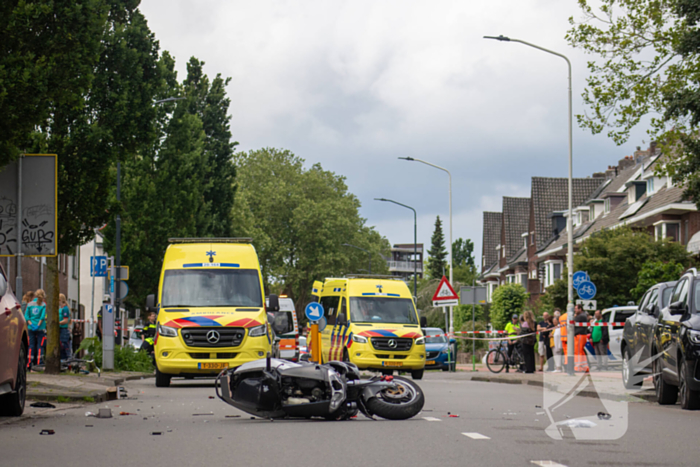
[432,276,459,307]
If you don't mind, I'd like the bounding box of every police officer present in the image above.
[141,311,157,354]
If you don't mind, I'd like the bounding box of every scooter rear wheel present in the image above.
[365,376,424,420]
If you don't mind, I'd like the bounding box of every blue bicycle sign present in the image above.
[577,281,597,300]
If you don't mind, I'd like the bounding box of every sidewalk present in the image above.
[27,371,154,403]
[453,363,656,403]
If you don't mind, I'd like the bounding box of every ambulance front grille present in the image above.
[370,337,413,351]
[181,327,245,348]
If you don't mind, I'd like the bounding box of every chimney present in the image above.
[650,141,658,155]
[591,172,605,179]
[605,165,618,180]
[618,155,635,171]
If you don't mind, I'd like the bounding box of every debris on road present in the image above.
[97,408,113,419]
[557,419,597,428]
[597,412,612,420]
[85,412,96,417]
[30,402,56,408]
[192,413,213,416]
[151,432,162,435]
[39,429,55,435]
[119,412,135,416]
[224,415,240,418]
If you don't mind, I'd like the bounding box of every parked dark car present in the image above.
[621,280,677,389]
[0,263,28,416]
[652,268,700,410]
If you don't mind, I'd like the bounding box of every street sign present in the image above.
[577,281,597,300]
[573,271,589,289]
[107,266,129,281]
[460,286,487,305]
[576,299,597,312]
[305,302,324,321]
[432,276,459,307]
[110,275,115,294]
[318,316,327,332]
[0,154,57,256]
[91,256,108,277]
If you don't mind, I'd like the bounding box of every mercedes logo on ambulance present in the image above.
[206,330,221,344]
[388,339,397,349]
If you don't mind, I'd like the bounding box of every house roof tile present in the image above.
[482,212,502,269]
[502,197,530,259]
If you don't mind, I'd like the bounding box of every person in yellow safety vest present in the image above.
[504,314,520,364]
[141,312,157,355]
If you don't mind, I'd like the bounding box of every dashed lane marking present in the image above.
[422,417,442,422]
[462,432,490,440]
[531,462,568,467]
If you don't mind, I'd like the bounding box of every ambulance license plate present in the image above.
[383,361,403,368]
[425,360,436,365]
[198,362,229,370]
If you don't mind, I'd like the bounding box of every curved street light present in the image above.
[374,198,418,298]
[484,34,575,374]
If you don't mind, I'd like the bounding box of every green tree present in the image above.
[427,216,447,280]
[452,238,475,266]
[573,226,690,307]
[490,283,529,331]
[231,148,390,314]
[541,279,568,312]
[566,0,700,201]
[630,260,686,300]
[0,0,109,166]
[28,1,162,374]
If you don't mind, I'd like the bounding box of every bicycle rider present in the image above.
[505,314,520,365]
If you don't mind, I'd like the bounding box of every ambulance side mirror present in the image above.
[266,294,280,312]
[146,294,156,313]
[337,313,348,326]
[420,316,427,327]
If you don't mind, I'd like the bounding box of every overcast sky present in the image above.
[140,0,647,270]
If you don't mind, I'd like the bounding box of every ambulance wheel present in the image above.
[155,368,171,388]
[411,370,424,380]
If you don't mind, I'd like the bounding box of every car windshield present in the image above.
[424,330,446,344]
[349,297,418,324]
[161,269,262,308]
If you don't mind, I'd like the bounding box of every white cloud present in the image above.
[140,0,650,271]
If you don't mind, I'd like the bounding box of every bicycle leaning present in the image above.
[485,339,524,374]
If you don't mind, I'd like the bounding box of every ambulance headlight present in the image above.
[352,335,368,344]
[415,336,425,345]
[249,325,267,337]
[157,324,178,338]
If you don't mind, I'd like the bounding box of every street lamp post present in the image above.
[374,198,417,297]
[342,243,372,274]
[484,35,575,374]
[399,157,453,339]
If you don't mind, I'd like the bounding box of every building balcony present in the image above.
[387,261,423,273]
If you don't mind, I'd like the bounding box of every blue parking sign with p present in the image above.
[91,256,108,277]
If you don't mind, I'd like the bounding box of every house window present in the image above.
[604,198,610,214]
[506,274,515,284]
[647,178,655,195]
[654,221,681,242]
[486,282,498,303]
[519,273,528,289]
[543,260,563,288]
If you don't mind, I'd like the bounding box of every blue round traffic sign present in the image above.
[573,271,589,290]
[577,281,597,300]
[305,302,324,322]
[317,316,327,332]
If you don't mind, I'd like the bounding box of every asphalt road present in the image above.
[2,372,700,467]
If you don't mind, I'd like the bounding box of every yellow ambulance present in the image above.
[311,276,427,379]
[146,238,278,387]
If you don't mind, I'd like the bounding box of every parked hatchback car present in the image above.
[601,306,638,362]
[652,268,700,409]
[0,263,28,416]
[422,327,451,371]
[621,280,677,389]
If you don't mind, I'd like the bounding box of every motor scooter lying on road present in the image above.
[215,355,424,420]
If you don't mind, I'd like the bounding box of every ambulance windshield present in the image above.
[349,297,418,324]
[161,269,263,308]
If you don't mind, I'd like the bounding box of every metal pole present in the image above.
[398,157,453,369]
[115,161,121,348]
[90,231,96,338]
[373,198,418,296]
[472,277,476,371]
[483,35,575,374]
[15,155,22,300]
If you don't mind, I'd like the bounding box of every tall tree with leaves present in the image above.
[31,1,162,374]
[566,0,700,202]
[427,216,447,280]
[0,0,109,166]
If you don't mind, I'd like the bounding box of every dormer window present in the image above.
[647,178,654,195]
[604,198,610,214]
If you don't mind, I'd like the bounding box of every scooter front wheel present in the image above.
[365,376,425,420]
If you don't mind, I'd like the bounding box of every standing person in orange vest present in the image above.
[574,304,590,372]
[559,310,568,367]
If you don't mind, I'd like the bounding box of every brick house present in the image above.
[480,211,502,301]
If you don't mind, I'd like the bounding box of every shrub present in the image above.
[490,283,529,330]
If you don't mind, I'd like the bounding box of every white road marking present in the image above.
[462,432,490,440]
[422,417,441,422]
[531,461,568,467]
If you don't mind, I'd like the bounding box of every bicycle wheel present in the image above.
[486,349,507,373]
[511,348,524,371]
